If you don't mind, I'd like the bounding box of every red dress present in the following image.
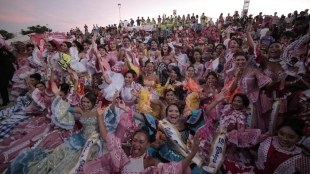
[255,137,303,174]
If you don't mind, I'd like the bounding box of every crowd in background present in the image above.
[0,8,309,174]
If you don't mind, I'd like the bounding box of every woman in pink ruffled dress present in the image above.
[254,116,308,173]
[77,100,200,174]
[219,94,269,174]
[228,52,273,132]
[11,42,35,99]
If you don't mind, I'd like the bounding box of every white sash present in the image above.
[203,127,227,174]
[245,103,256,128]
[159,119,203,167]
[268,100,281,135]
[68,133,100,174]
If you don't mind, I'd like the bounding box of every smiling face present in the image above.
[166,105,180,124]
[123,38,130,48]
[229,40,240,51]
[131,132,149,157]
[83,43,90,51]
[61,43,69,52]
[187,67,195,78]
[165,91,175,104]
[215,45,224,55]
[277,126,301,148]
[162,44,169,53]
[36,83,46,92]
[194,51,201,63]
[109,41,117,51]
[98,48,106,57]
[46,42,54,52]
[92,75,102,87]
[232,96,245,110]
[268,43,282,59]
[151,41,157,49]
[207,74,217,86]
[124,72,134,85]
[235,55,247,69]
[81,97,93,110]
[145,62,154,75]
[169,70,178,81]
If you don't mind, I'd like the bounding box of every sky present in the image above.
[0,0,309,34]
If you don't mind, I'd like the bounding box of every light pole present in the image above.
[118,3,121,22]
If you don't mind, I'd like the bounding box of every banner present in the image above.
[127,24,157,31]
[28,32,67,52]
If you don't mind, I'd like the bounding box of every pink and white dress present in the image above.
[11,57,35,99]
[193,63,204,77]
[255,137,304,174]
[219,104,269,174]
[28,47,47,81]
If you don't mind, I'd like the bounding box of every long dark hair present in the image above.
[84,92,97,107]
[232,93,250,108]
[73,40,84,53]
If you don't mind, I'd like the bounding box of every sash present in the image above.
[268,100,282,135]
[245,103,256,129]
[158,119,203,167]
[203,127,227,174]
[31,130,60,149]
[68,133,100,174]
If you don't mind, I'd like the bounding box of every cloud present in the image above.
[0,14,36,23]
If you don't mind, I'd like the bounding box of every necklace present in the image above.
[268,57,282,62]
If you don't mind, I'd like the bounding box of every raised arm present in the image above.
[92,33,100,59]
[68,67,79,93]
[204,89,227,115]
[181,133,200,171]
[100,63,112,84]
[97,101,108,141]
[245,21,254,53]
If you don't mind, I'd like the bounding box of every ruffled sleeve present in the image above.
[282,34,310,63]
[135,88,153,114]
[98,71,124,101]
[67,87,82,106]
[31,88,47,110]
[51,96,75,130]
[183,78,203,93]
[226,128,264,148]
[28,47,47,69]
[69,47,87,74]
[105,133,130,172]
[103,105,121,134]
[187,109,206,133]
[142,161,191,174]
[78,133,129,174]
[183,92,200,116]
[0,35,13,52]
[257,73,272,88]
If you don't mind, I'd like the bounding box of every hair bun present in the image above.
[283,116,305,129]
